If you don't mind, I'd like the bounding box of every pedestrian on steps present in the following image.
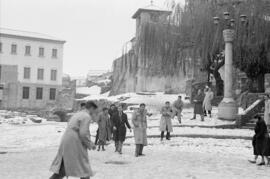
[191,89,205,121]
[173,96,184,124]
[96,107,110,151]
[160,101,173,141]
[108,104,118,140]
[111,104,131,154]
[132,103,148,157]
[203,87,214,118]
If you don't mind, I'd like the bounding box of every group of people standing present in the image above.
[158,87,214,142]
[95,103,148,156]
[49,101,149,179]
[191,86,214,121]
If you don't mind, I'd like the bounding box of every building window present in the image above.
[11,44,17,54]
[0,42,2,53]
[39,47,44,57]
[52,49,58,58]
[37,68,44,80]
[36,87,43,100]
[22,87,30,99]
[25,46,31,55]
[24,67,31,79]
[51,69,57,81]
[49,88,56,100]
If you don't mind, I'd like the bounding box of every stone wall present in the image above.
[1,82,61,109]
[0,64,18,83]
[57,79,76,110]
[110,47,207,95]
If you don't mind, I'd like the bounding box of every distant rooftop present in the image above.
[132,2,172,19]
[0,28,65,43]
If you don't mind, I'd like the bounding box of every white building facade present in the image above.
[0,28,65,109]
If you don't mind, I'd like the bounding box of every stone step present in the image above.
[245,123,256,127]
[241,126,254,130]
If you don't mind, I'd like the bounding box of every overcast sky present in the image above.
[0,0,184,77]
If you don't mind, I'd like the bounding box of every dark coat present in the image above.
[193,93,204,115]
[252,119,270,156]
[108,108,118,140]
[111,112,131,142]
[109,108,118,117]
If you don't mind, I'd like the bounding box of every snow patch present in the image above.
[76,86,101,95]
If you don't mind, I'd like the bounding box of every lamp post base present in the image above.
[218,99,238,121]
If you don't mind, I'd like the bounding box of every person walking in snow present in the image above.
[173,96,184,124]
[203,87,214,118]
[160,101,174,141]
[49,101,97,179]
[108,104,118,140]
[132,103,148,157]
[96,107,110,151]
[264,94,270,128]
[249,115,270,165]
[191,89,205,121]
[111,104,131,154]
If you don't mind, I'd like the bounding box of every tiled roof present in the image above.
[0,28,65,43]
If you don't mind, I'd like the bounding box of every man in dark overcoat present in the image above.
[111,104,131,154]
[191,89,205,121]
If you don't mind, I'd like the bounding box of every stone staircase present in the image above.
[236,92,266,129]
[241,106,264,130]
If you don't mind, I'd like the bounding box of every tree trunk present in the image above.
[213,70,224,96]
[258,73,265,93]
[247,74,265,93]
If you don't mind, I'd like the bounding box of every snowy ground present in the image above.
[0,120,268,179]
[77,85,102,95]
[1,136,270,179]
[1,92,268,178]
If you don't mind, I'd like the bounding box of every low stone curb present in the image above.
[148,124,238,129]
[124,134,252,140]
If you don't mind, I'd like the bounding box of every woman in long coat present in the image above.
[111,105,131,154]
[264,94,270,127]
[160,101,173,140]
[191,89,205,121]
[132,103,148,157]
[203,87,214,117]
[250,115,270,165]
[49,101,97,179]
[97,108,110,151]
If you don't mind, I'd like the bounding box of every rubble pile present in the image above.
[0,110,47,125]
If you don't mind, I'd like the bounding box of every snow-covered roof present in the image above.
[0,28,65,43]
[132,3,172,19]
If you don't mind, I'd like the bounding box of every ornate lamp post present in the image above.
[213,12,246,120]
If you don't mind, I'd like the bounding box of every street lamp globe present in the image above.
[240,14,247,23]
[223,12,230,20]
[213,16,220,25]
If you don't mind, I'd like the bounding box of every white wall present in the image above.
[0,36,64,85]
